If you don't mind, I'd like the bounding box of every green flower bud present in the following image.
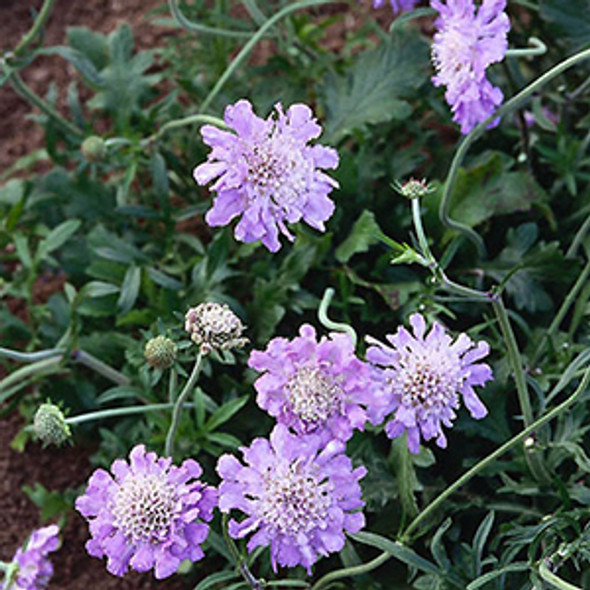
[393,178,435,200]
[81,136,107,162]
[33,402,71,447]
[144,335,177,369]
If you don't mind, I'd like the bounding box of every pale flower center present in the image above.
[111,473,177,543]
[258,461,331,535]
[285,365,343,425]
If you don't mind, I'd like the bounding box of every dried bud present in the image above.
[81,136,107,162]
[33,402,71,447]
[393,178,435,200]
[144,335,177,369]
[185,302,248,354]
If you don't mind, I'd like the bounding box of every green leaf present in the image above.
[67,26,109,70]
[36,219,81,263]
[350,531,440,575]
[78,281,120,299]
[540,0,590,51]
[13,232,32,269]
[204,396,249,432]
[96,385,144,405]
[321,28,428,143]
[472,512,495,575]
[146,266,184,291]
[193,570,239,590]
[23,483,70,521]
[39,46,104,87]
[466,562,530,589]
[336,210,382,263]
[117,265,141,314]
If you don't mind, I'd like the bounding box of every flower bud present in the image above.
[81,136,107,162]
[33,402,71,447]
[144,335,177,369]
[185,302,248,354]
[394,178,435,200]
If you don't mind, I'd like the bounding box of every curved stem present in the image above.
[141,114,228,147]
[505,37,547,58]
[538,560,582,590]
[164,352,203,457]
[399,368,590,543]
[0,347,63,363]
[8,72,84,138]
[221,514,263,590]
[566,214,590,259]
[72,349,130,386]
[439,46,590,256]
[0,356,64,399]
[311,552,390,590]
[168,0,255,38]
[12,0,55,57]
[241,0,267,26]
[200,0,335,113]
[317,287,357,347]
[66,402,191,425]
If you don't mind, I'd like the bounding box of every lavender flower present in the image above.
[372,0,419,13]
[217,424,366,573]
[1,525,60,590]
[249,324,389,442]
[366,313,493,453]
[430,0,510,134]
[193,99,339,252]
[75,445,217,579]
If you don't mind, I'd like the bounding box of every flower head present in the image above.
[193,99,339,252]
[75,445,217,579]
[32,402,71,447]
[430,0,510,134]
[1,525,60,590]
[366,313,493,453]
[144,335,177,369]
[185,302,248,354]
[372,0,419,13]
[249,324,389,442]
[217,424,366,573]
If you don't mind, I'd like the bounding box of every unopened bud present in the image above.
[81,136,107,162]
[185,302,248,354]
[394,178,435,200]
[33,402,71,447]
[144,335,177,369]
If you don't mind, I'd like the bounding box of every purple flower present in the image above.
[193,99,339,252]
[372,0,419,13]
[366,313,493,453]
[75,445,217,579]
[430,0,510,134]
[1,525,60,590]
[217,424,366,573]
[249,324,390,442]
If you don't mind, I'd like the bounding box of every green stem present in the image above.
[241,0,267,26]
[439,46,590,256]
[566,214,590,259]
[530,257,590,367]
[9,72,84,137]
[538,560,582,590]
[65,402,192,425]
[411,198,435,264]
[399,368,590,544]
[168,0,255,38]
[141,113,228,147]
[164,352,203,457]
[505,37,547,58]
[73,350,130,386]
[491,297,533,426]
[0,356,64,399]
[0,347,63,363]
[12,0,55,57]
[221,514,263,590]
[200,0,335,113]
[311,553,390,590]
[317,287,357,346]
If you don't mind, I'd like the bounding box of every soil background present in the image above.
[0,1,395,588]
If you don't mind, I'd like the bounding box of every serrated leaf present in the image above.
[67,26,109,70]
[39,46,104,87]
[321,29,428,142]
[336,210,382,263]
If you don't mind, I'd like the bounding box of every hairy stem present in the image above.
[12,0,55,57]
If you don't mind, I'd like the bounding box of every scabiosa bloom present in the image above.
[249,325,389,441]
[1,525,60,590]
[217,424,366,573]
[75,445,217,579]
[430,0,510,134]
[193,99,339,252]
[366,313,493,453]
[372,0,419,13]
